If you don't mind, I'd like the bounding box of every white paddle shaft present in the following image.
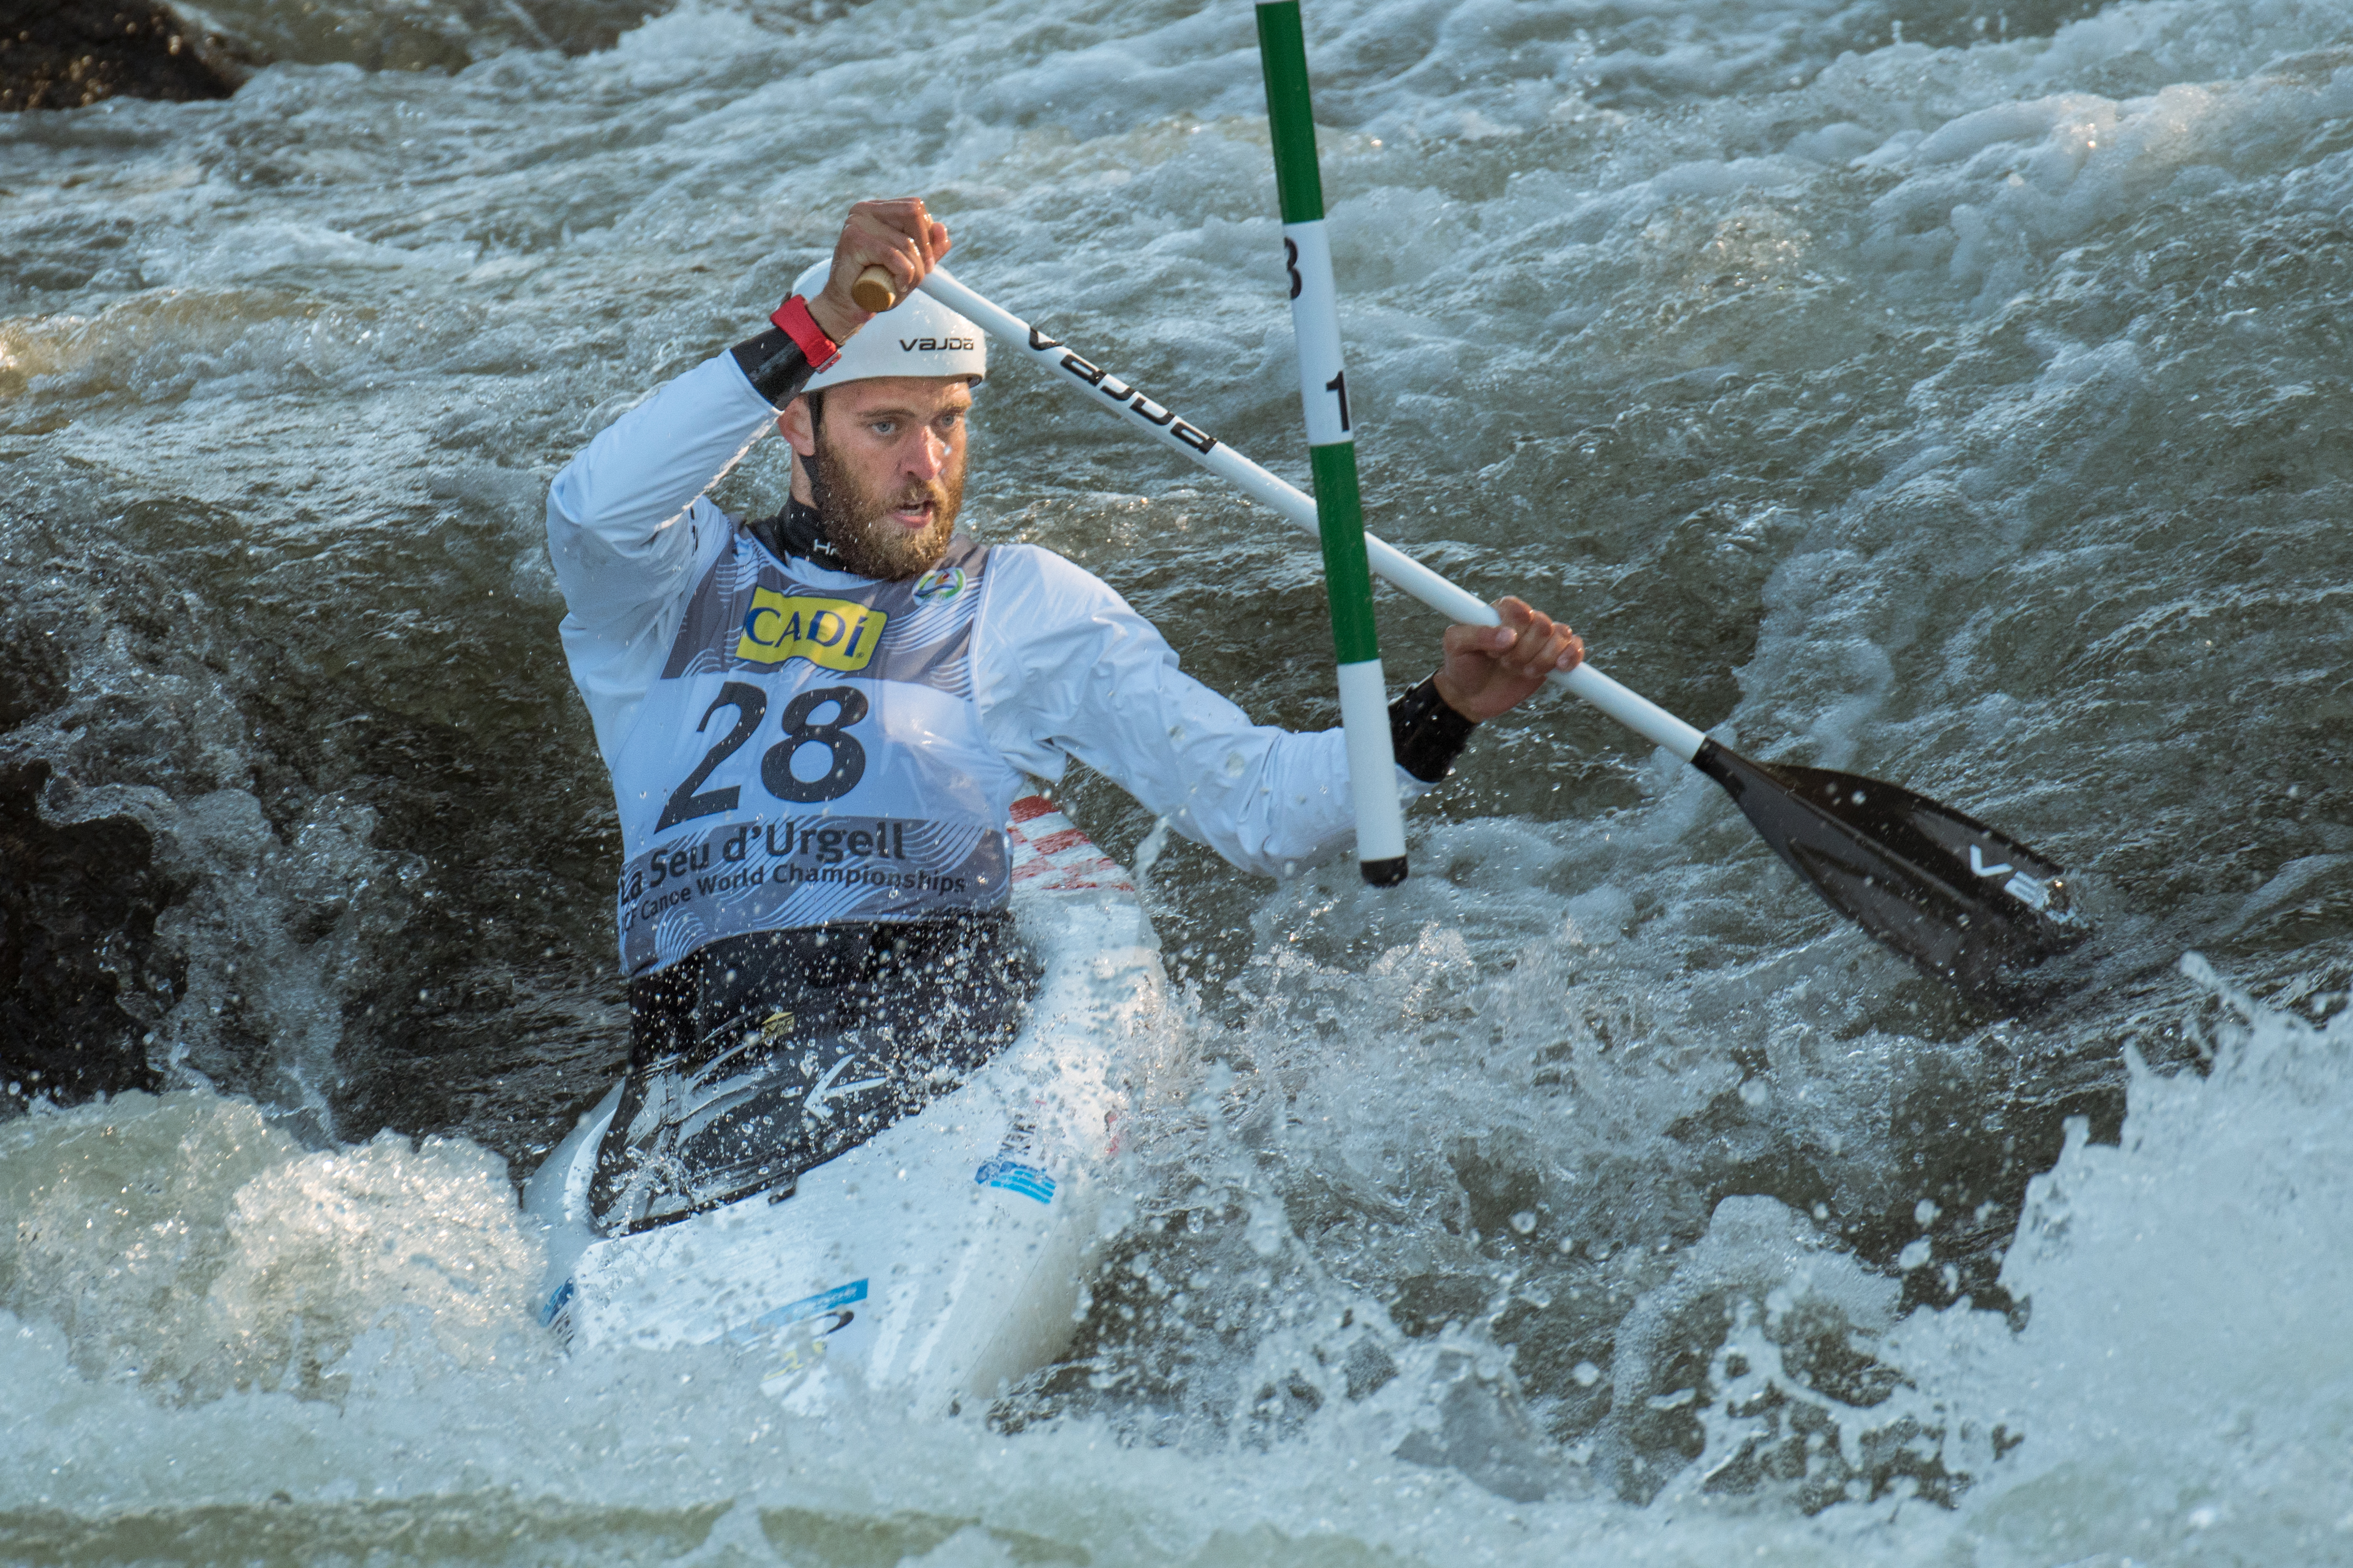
[918,267,1707,763]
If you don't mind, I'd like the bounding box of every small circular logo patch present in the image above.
[911,565,966,603]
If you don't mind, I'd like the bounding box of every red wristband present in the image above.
[769,294,841,372]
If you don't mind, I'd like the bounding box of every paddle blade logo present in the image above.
[911,564,966,604]
[736,590,885,669]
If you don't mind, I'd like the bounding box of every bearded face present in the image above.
[811,417,965,582]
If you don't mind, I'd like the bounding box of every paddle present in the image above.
[851,265,2087,1000]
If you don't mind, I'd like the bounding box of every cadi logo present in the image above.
[736,590,885,670]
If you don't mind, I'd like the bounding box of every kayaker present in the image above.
[546,197,1584,1233]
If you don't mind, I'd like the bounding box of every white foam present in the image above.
[11,960,2343,1560]
[1891,956,2353,1559]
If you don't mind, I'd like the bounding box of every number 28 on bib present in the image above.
[608,536,1023,976]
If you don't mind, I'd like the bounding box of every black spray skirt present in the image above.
[592,914,1037,1234]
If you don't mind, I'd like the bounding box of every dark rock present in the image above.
[0,761,188,1107]
[0,0,253,112]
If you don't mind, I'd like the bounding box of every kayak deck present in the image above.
[522,797,1165,1411]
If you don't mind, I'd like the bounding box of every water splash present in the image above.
[5,0,2352,1554]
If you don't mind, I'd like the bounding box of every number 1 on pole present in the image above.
[1257,0,1409,888]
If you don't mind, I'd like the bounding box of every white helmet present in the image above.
[790,260,986,394]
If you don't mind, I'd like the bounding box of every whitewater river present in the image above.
[4,0,2351,1559]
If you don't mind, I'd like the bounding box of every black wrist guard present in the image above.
[731,328,818,407]
[1389,675,1478,783]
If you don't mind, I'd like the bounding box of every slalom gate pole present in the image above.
[1251,0,1409,888]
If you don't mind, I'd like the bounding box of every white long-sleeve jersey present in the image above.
[546,348,1430,882]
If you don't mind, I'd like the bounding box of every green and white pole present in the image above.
[1256,0,1409,888]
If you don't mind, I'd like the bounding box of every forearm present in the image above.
[976,547,1485,878]
[1094,689,1373,879]
[545,314,832,769]
[1154,678,1476,874]
[544,340,803,630]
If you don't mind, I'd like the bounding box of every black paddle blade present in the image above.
[1692,739,2087,1000]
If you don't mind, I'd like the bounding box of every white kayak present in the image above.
[522,796,1167,1411]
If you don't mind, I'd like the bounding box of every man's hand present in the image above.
[1431,597,1584,723]
[805,198,951,344]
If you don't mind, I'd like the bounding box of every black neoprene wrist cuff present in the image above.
[1389,675,1478,783]
[731,328,818,407]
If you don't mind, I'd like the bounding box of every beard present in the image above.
[811,433,964,582]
